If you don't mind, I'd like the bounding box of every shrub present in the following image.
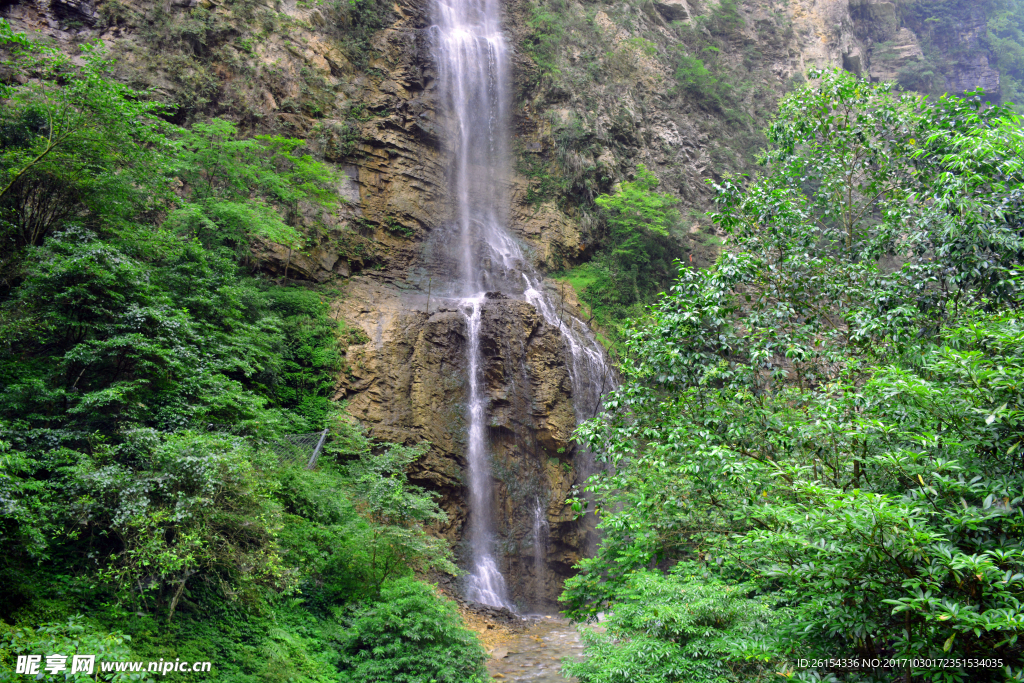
[569,165,680,327]
[0,616,138,683]
[72,430,289,615]
[337,578,488,683]
[566,69,1024,683]
[564,565,781,683]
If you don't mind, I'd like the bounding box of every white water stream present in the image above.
[431,0,615,609]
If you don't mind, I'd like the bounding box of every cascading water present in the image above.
[431,0,615,609]
[532,497,550,598]
[524,275,612,558]
[431,0,512,294]
[431,0,514,609]
[461,294,513,607]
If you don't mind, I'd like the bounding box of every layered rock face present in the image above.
[932,12,1001,98]
[502,0,1007,276]
[832,0,999,98]
[331,278,588,610]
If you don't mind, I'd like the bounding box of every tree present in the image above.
[564,69,1024,682]
[573,165,681,324]
[341,442,457,595]
[0,25,173,253]
[0,20,342,267]
[166,119,343,252]
[337,578,488,683]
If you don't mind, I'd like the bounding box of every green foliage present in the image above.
[524,0,567,84]
[337,441,458,595]
[1,413,471,679]
[595,164,679,239]
[674,54,719,98]
[383,218,414,238]
[516,146,570,206]
[566,69,1024,682]
[278,426,456,605]
[985,0,1024,109]
[169,118,342,251]
[0,231,303,436]
[328,0,394,69]
[564,565,781,683]
[0,616,143,683]
[514,0,775,341]
[75,430,290,613]
[563,165,680,338]
[0,28,340,265]
[707,0,745,35]
[0,21,481,683]
[898,58,943,93]
[550,114,609,204]
[668,4,750,116]
[623,37,656,57]
[336,577,488,683]
[264,287,342,426]
[0,31,173,252]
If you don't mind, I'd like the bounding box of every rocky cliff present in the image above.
[2,0,1013,608]
[508,0,1008,271]
[330,279,586,608]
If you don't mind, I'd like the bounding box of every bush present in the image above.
[566,165,681,334]
[337,578,488,683]
[72,430,289,614]
[524,0,567,83]
[564,565,781,683]
[675,54,723,104]
[0,616,139,683]
[264,287,342,428]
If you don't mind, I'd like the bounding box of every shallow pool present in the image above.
[483,616,588,682]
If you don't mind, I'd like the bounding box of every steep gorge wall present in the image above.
[333,279,586,608]
[506,0,1006,273]
[2,0,1007,608]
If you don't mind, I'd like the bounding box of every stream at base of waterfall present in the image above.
[430,0,615,611]
[484,618,591,682]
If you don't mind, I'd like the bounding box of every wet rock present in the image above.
[463,601,524,628]
[334,277,589,610]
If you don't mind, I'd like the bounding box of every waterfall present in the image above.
[431,0,615,609]
[461,294,513,607]
[532,496,549,598]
